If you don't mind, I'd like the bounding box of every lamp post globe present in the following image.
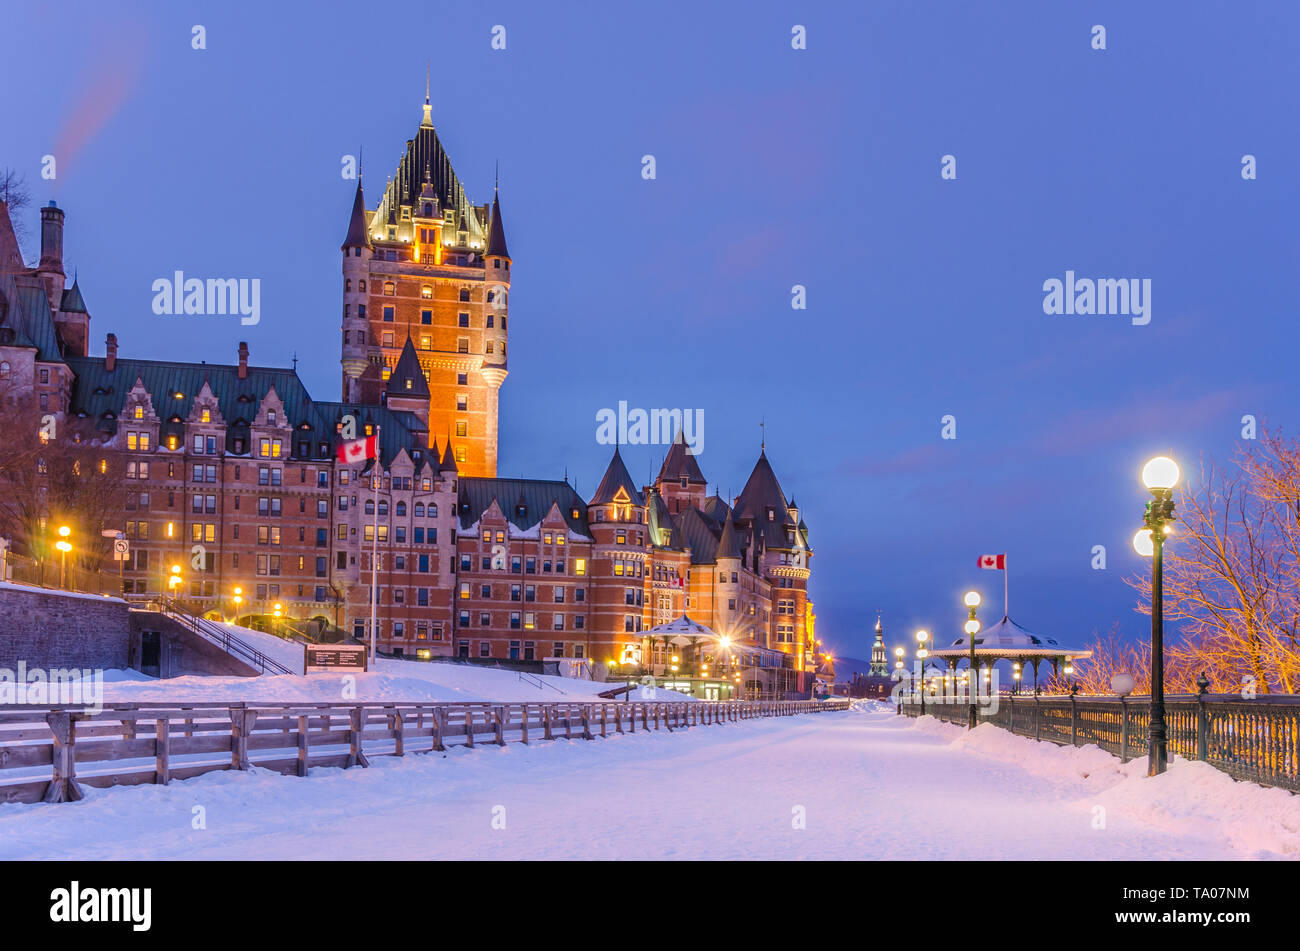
[1141,456,1180,491]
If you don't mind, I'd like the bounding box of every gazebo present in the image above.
[622,614,792,700]
[930,615,1092,694]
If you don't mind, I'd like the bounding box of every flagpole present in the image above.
[369,426,380,667]
[1004,555,1009,619]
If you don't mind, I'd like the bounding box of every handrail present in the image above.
[153,598,295,676]
[518,671,564,693]
[900,693,1300,792]
[0,697,852,804]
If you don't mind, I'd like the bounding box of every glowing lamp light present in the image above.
[964,590,981,608]
[1133,528,1155,557]
[719,635,731,649]
[55,540,71,553]
[57,525,70,538]
[1141,456,1180,491]
[964,619,981,635]
[916,630,929,643]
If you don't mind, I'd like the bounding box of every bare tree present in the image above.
[0,168,33,262]
[1127,429,1300,695]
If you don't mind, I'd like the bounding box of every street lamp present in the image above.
[915,630,929,715]
[55,526,72,589]
[964,590,981,728]
[168,564,182,595]
[1136,454,1179,776]
[232,586,242,622]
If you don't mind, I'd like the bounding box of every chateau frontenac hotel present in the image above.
[0,96,819,696]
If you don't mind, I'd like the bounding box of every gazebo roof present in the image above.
[931,615,1091,660]
[643,614,719,646]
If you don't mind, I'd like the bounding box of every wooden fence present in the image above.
[0,698,850,805]
[900,693,1300,792]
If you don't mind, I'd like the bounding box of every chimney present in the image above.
[39,201,65,273]
[105,333,117,372]
[238,341,249,379]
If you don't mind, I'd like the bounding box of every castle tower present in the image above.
[655,427,706,514]
[338,90,508,477]
[35,201,65,318]
[340,180,373,403]
[587,447,648,658]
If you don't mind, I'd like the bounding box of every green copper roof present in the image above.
[458,477,590,536]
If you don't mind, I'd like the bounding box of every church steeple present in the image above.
[870,615,888,676]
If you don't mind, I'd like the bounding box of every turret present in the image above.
[55,275,89,357]
[341,180,373,403]
[35,201,65,317]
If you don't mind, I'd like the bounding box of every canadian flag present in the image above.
[337,435,378,464]
[977,554,1006,570]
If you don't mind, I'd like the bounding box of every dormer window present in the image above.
[267,410,277,425]
[766,507,775,521]
[200,409,211,423]
[133,406,143,420]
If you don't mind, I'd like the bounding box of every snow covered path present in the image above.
[1,702,1295,860]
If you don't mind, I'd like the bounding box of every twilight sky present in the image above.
[3,1,1298,662]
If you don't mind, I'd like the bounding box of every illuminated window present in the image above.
[419,335,431,350]
[383,282,395,296]
[133,406,143,420]
[456,421,467,438]
[455,446,466,463]
[421,285,432,299]
[201,408,211,423]
[574,558,586,576]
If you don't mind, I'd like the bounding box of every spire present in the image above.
[486,189,510,259]
[341,180,369,249]
[656,427,706,485]
[440,440,458,473]
[715,512,741,561]
[386,337,430,399]
[590,446,644,506]
[421,65,433,128]
[875,615,883,635]
[59,277,88,314]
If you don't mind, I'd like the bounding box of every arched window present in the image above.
[345,279,352,292]
[359,279,366,292]
[378,500,389,516]
[414,502,424,517]
[383,281,395,297]
[429,503,437,518]
[396,501,406,516]
[0,361,9,379]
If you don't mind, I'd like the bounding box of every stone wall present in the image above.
[0,582,131,670]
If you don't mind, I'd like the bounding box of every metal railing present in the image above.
[0,697,852,804]
[152,598,296,676]
[900,693,1300,792]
